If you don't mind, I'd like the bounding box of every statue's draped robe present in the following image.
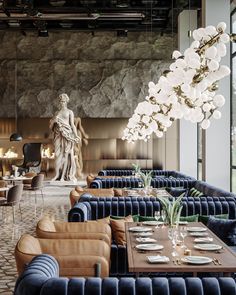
[52,116,80,181]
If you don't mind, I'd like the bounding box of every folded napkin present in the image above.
[136,237,157,243]
[194,237,213,243]
[147,255,170,263]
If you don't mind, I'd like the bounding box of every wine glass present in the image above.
[169,229,179,257]
[138,181,143,189]
[180,226,187,249]
[161,210,166,228]
[154,211,161,228]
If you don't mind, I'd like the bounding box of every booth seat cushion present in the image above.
[110,215,133,246]
[207,217,236,246]
[15,255,236,295]
[199,213,229,225]
[110,214,139,222]
[179,214,199,222]
[139,215,156,222]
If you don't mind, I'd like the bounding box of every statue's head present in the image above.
[59,93,69,108]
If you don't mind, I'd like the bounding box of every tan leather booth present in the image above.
[15,234,111,277]
[70,187,115,207]
[36,217,111,245]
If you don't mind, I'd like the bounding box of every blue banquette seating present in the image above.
[15,254,236,295]
[90,171,196,189]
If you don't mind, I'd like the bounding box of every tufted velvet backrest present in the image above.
[90,177,196,189]
[195,181,236,199]
[15,255,236,295]
[98,169,197,178]
[181,196,236,219]
[68,193,236,222]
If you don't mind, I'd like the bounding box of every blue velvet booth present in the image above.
[98,169,188,177]
[90,171,196,189]
[68,194,236,222]
[15,254,236,295]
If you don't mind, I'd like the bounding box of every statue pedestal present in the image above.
[48,180,87,187]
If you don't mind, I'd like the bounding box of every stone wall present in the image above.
[0,30,176,118]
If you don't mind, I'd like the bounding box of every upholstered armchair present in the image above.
[36,216,111,245]
[15,234,111,277]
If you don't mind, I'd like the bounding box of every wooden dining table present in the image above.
[125,222,236,276]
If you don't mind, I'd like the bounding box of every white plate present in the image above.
[194,237,213,243]
[133,232,153,237]
[189,232,208,237]
[136,237,157,243]
[136,244,164,251]
[187,227,207,232]
[147,255,170,263]
[181,256,213,265]
[129,226,153,232]
[142,221,164,226]
[194,244,222,251]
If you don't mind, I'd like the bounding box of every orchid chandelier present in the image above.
[123,22,231,143]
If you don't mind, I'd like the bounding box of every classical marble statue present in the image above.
[74,117,89,179]
[50,93,80,181]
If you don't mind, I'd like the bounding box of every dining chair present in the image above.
[24,174,44,206]
[0,184,23,224]
[22,172,37,186]
[0,179,8,199]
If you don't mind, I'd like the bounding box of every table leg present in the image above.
[135,272,140,278]
[193,272,198,277]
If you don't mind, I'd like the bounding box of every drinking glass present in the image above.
[180,226,187,249]
[171,228,179,257]
[154,211,161,228]
[138,182,143,188]
[161,210,166,228]
[168,228,179,257]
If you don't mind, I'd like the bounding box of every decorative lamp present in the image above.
[123,22,232,143]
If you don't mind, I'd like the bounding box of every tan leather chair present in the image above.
[36,216,111,245]
[70,187,115,207]
[15,234,110,277]
[86,174,95,187]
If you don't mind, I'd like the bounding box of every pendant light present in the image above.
[10,55,22,141]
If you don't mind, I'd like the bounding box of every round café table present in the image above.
[0,187,9,192]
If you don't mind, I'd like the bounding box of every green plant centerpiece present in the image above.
[157,193,184,227]
[138,170,153,194]
[131,163,141,178]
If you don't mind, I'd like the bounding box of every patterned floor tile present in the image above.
[0,184,72,294]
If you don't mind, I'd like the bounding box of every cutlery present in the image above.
[176,258,181,265]
[214,258,222,265]
[212,258,217,265]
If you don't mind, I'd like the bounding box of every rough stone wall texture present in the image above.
[0,31,176,118]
